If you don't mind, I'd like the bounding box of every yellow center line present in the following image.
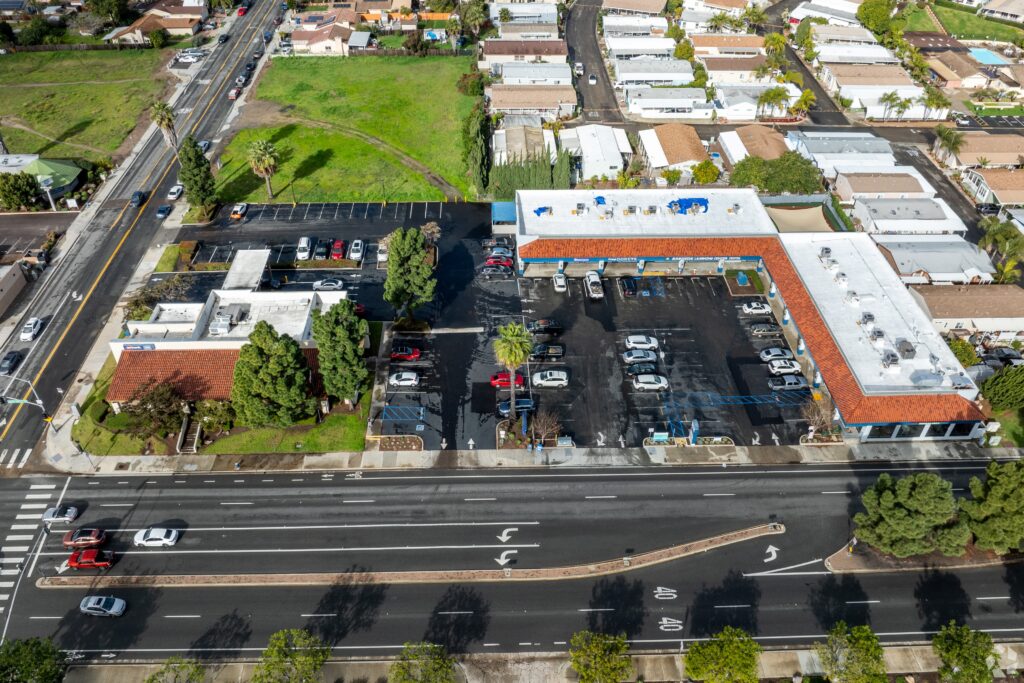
[0,8,273,443]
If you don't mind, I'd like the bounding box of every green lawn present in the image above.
[203,399,369,454]
[155,244,180,273]
[904,5,940,31]
[71,355,150,456]
[0,50,166,161]
[933,5,1024,41]
[992,409,1024,446]
[968,102,1024,116]
[378,35,406,48]
[216,125,444,203]
[255,56,477,195]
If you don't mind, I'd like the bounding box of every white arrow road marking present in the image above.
[55,561,69,575]
[467,438,475,450]
[440,438,448,450]
[497,527,518,542]
[764,545,779,563]
[771,432,780,446]
[751,432,761,446]
[495,549,518,566]
[596,432,606,446]
[618,435,625,447]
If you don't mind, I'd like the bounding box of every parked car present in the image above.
[330,239,346,260]
[530,343,565,361]
[130,191,146,207]
[313,278,344,291]
[177,53,200,64]
[497,398,534,417]
[252,49,264,59]
[230,203,248,220]
[632,374,669,392]
[741,302,772,316]
[588,74,597,85]
[296,237,311,260]
[480,265,512,278]
[42,505,78,525]
[348,239,364,262]
[264,29,274,41]
[218,33,230,44]
[490,371,525,388]
[622,349,657,364]
[750,324,782,337]
[167,184,184,200]
[532,369,569,388]
[197,140,211,154]
[624,362,658,377]
[485,256,513,269]
[79,596,126,617]
[0,350,22,375]
[768,375,809,392]
[237,5,247,15]
[991,347,1022,361]
[759,347,794,363]
[768,359,802,376]
[313,239,330,260]
[62,528,106,549]
[625,334,658,351]
[155,204,172,220]
[489,247,514,259]
[68,549,114,570]
[243,61,256,73]
[976,203,1000,216]
[260,269,281,290]
[527,319,563,336]
[584,271,603,299]
[133,528,179,547]
[552,273,567,292]
[234,75,249,87]
[20,317,42,342]
[620,277,638,297]
[388,371,420,388]
[482,236,513,248]
[391,346,421,361]
[574,62,584,76]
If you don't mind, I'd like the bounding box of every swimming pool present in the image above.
[969,47,1009,65]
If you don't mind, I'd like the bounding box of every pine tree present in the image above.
[685,626,760,683]
[177,135,218,219]
[230,321,316,427]
[383,227,436,321]
[962,460,1024,555]
[311,300,369,405]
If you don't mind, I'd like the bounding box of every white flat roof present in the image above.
[817,44,898,63]
[515,188,777,238]
[781,232,977,398]
[603,15,668,27]
[605,36,675,50]
[222,249,271,291]
[871,234,995,278]
[615,58,694,76]
[857,197,967,234]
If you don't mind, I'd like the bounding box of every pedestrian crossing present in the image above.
[0,482,55,614]
[0,448,33,469]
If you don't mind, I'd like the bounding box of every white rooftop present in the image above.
[854,197,968,234]
[222,249,271,291]
[781,232,978,399]
[603,15,668,29]
[605,36,675,51]
[627,87,707,101]
[615,58,694,76]
[871,234,995,280]
[816,44,899,64]
[515,188,777,239]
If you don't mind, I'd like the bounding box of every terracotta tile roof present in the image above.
[653,123,708,165]
[734,125,787,160]
[107,349,323,403]
[690,33,764,49]
[518,237,983,425]
[482,40,567,56]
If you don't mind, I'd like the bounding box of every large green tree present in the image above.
[814,621,886,683]
[177,135,218,220]
[853,472,970,558]
[684,626,760,683]
[728,152,822,194]
[144,656,206,683]
[856,0,896,34]
[947,338,979,368]
[0,171,40,210]
[932,621,998,683]
[388,642,457,683]
[384,226,436,320]
[251,629,329,683]
[310,300,369,404]
[568,631,634,683]
[123,382,184,438]
[982,366,1024,411]
[89,0,129,23]
[492,321,532,420]
[692,159,720,185]
[461,100,489,197]
[961,460,1024,555]
[230,321,316,427]
[0,637,66,683]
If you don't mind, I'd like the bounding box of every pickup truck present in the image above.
[530,343,565,362]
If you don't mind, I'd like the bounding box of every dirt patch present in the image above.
[379,435,421,450]
[210,452,306,471]
[826,542,1024,573]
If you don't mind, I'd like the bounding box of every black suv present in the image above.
[526,319,563,336]
[0,350,22,375]
[218,33,230,44]
[313,239,330,260]
[130,191,146,207]
[620,277,638,297]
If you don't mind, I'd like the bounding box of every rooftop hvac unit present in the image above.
[845,291,860,306]
[644,205,658,215]
[860,312,875,329]
[624,205,637,215]
[819,247,832,260]
[825,258,839,272]
[834,272,848,287]
[209,316,232,336]
[870,328,885,347]
[882,350,900,368]
[216,304,246,324]
[897,339,916,359]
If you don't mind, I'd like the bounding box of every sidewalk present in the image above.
[59,643,1024,682]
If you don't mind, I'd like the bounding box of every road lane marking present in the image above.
[0,450,7,466]
[88,482,99,485]
[117,481,129,485]
[464,498,496,501]
[100,504,134,508]
[714,604,751,609]
[483,643,500,647]
[703,493,735,497]
[845,600,880,604]
[584,495,616,499]
[29,484,57,490]
[553,641,567,645]
[342,500,375,504]
[233,480,244,483]
[29,616,61,620]
[261,479,274,482]
[437,611,473,615]
[16,449,31,468]
[301,613,337,617]
[204,480,216,483]
[164,615,201,619]
[219,502,254,506]
[821,491,850,495]
[578,608,613,612]
[39,543,542,557]
[5,450,19,469]
[978,596,1010,601]
[95,521,541,533]
[518,642,532,646]
[743,558,824,577]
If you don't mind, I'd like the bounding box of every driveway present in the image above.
[565,0,623,123]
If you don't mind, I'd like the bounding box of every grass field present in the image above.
[933,5,1024,41]
[203,398,369,454]
[255,56,477,195]
[0,50,166,161]
[217,125,444,203]
[155,244,180,273]
[993,409,1024,446]
[904,5,940,31]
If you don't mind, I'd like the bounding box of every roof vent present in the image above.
[897,339,916,359]
[835,272,848,288]
[845,291,860,306]
[882,350,900,368]
[644,205,658,215]
[825,258,840,272]
[819,247,832,260]
[860,312,875,329]
[624,205,637,215]
[870,328,885,347]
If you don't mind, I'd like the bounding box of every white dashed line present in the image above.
[29,485,57,490]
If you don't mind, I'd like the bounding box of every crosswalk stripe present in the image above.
[0,570,18,575]
[0,583,13,589]
[4,535,33,542]
[0,450,8,466]
[15,514,42,520]
[19,504,47,510]
[17,449,32,468]
[10,525,37,530]
[0,559,22,564]
[0,547,29,553]
[5,449,19,468]
[29,484,57,490]
[24,493,51,500]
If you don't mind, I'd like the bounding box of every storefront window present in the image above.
[950,422,977,437]
[866,425,897,440]
[895,424,927,439]
[926,423,953,438]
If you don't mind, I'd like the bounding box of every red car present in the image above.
[330,239,346,260]
[485,257,514,269]
[237,6,247,15]
[62,528,106,549]
[490,371,525,388]
[391,346,421,361]
[68,549,114,570]
[354,303,366,317]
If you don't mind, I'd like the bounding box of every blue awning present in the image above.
[492,202,517,224]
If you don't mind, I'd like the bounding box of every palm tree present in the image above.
[742,4,767,31]
[757,86,790,118]
[789,88,816,117]
[419,220,441,244]
[893,97,912,121]
[754,62,773,81]
[934,124,965,164]
[493,321,532,421]
[498,7,512,24]
[708,12,730,32]
[460,0,487,38]
[921,86,950,120]
[150,101,178,159]
[996,257,1022,283]
[978,156,991,168]
[763,31,786,54]
[445,15,461,49]
[246,139,280,201]
[879,90,901,120]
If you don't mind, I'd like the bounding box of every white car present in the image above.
[297,237,311,261]
[133,528,179,547]
[532,369,569,388]
[389,371,420,388]
[167,184,184,201]
[625,334,658,351]
[80,595,126,617]
[622,349,657,364]
[768,359,802,376]
[552,273,567,293]
[177,53,199,64]
[632,374,669,392]
[348,239,364,262]
[742,302,772,316]
[759,347,794,363]
[313,278,344,291]
[584,270,604,300]
[42,505,78,525]
[19,317,42,342]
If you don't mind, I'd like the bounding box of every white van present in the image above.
[296,237,311,260]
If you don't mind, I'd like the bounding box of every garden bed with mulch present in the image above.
[827,542,1024,573]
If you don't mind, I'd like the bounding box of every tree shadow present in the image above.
[689,569,761,637]
[914,567,972,631]
[269,123,298,146]
[292,148,334,184]
[304,571,389,646]
[50,581,162,652]
[188,609,254,659]
[1006,562,1024,613]
[39,118,94,154]
[422,585,490,653]
[807,574,872,629]
[586,576,647,638]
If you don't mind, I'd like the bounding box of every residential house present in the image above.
[933,131,1024,169]
[873,235,995,285]
[787,131,896,179]
[683,0,748,16]
[810,23,877,46]
[980,0,1024,23]
[478,40,568,72]
[489,3,558,25]
[500,23,559,40]
[716,83,801,121]
[909,284,1024,341]
[487,84,577,119]
[788,0,861,27]
[348,31,371,51]
[0,0,28,18]
[601,0,666,15]
[833,165,936,201]
[637,122,708,177]
[689,33,765,58]
[814,44,900,67]
[358,10,417,30]
[702,55,769,85]
[559,125,633,180]
[679,8,717,33]
[859,86,947,120]
[902,32,968,52]
[290,24,354,54]
[962,167,1024,207]
[852,197,968,235]
[605,36,675,59]
[927,51,989,89]
[293,8,358,31]
[0,155,82,200]
[492,126,557,165]
[613,58,694,88]
[502,62,573,85]
[625,87,715,119]
[821,63,914,95]
[603,15,668,36]
[819,65,945,120]
[147,0,206,21]
[718,124,788,165]
[108,14,199,43]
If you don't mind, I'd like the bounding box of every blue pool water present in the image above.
[969,47,1008,65]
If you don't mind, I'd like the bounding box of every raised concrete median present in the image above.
[38,523,784,589]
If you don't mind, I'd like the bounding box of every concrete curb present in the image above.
[824,545,1024,574]
[38,523,784,589]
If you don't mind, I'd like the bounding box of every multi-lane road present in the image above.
[1,464,1021,660]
